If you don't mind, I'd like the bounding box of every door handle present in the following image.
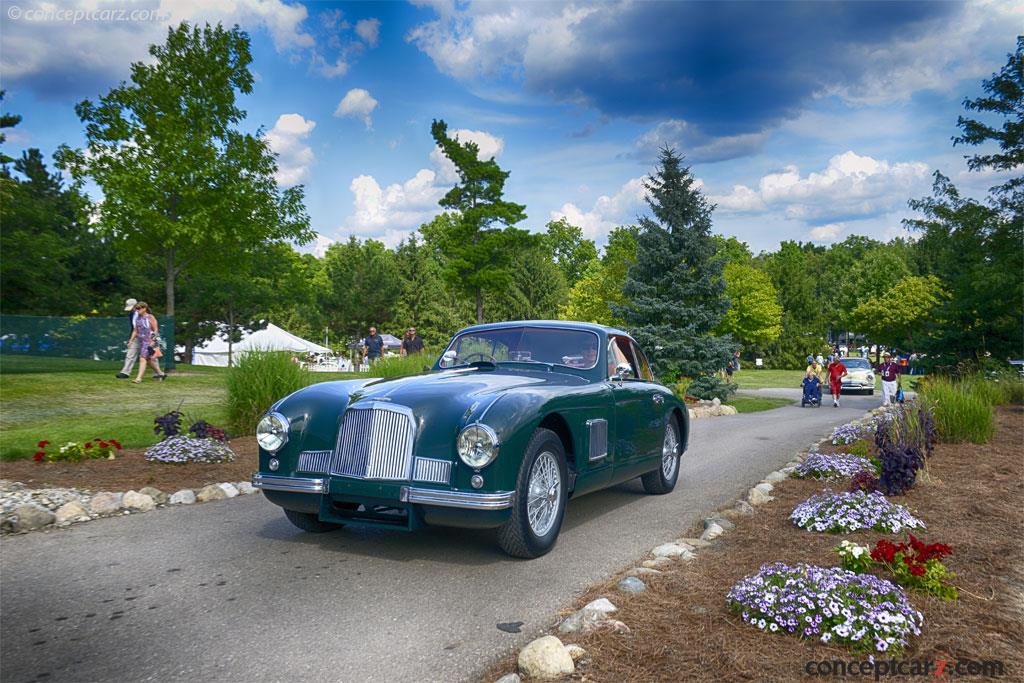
[652,394,664,405]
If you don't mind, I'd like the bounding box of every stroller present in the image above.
[801,375,823,407]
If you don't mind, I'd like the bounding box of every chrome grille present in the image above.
[587,419,608,462]
[332,403,415,480]
[297,450,333,473]
[412,457,451,485]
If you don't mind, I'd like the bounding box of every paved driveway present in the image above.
[0,393,883,682]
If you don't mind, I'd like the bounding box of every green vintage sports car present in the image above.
[251,321,689,558]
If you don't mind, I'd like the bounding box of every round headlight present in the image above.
[256,412,290,453]
[457,424,499,469]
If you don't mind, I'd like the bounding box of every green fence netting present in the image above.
[0,314,176,371]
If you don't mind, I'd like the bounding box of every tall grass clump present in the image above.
[368,353,434,379]
[226,351,311,434]
[917,376,994,444]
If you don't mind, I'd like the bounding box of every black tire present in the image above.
[283,508,343,533]
[641,415,681,494]
[497,428,568,559]
[868,389,875,396]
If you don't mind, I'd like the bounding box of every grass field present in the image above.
[0,356,359,461]
[725,395,794,413]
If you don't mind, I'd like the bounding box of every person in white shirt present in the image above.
[115,298,140,379]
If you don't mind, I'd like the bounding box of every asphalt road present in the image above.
[0,392,884,683]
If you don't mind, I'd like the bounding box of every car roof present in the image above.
[455,320,630,338]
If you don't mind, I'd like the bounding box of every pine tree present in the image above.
[613,148,733,380]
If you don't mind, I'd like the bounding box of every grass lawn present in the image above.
[0,355,366,461]
[730,368,810,390]
[725,395,793,413]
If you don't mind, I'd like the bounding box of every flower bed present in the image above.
[144,435,235,465]
[727,562,923,653]
[791,490,924,533]
[795,452,874,480]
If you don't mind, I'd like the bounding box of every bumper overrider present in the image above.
[250,473,515,511]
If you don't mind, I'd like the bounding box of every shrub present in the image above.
[849,470,881,493]
[870,536,957,601]
[795,452,874,480]
[34,438,122,463]
[790,490,925,534]
[685,374,737,402]
[368,353,433,379]
[845,440,871,457]
[726,562,923,653]
[917,377,994,443]
[835,540,873,573]
[226,351,311,434]
[144,435,235,464]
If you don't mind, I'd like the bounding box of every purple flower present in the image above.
[790,490,924,534]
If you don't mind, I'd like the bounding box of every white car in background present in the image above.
[841,357,875,395]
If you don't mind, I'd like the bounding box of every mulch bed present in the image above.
[0,438,259,492]
[485,406,1024,681]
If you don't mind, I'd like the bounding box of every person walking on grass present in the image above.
[827,354,848,408]
[115,297,140,379]
[400,327,424,356]
[877,351,901,405]
[129,302,166,383]
[363,326,384,366]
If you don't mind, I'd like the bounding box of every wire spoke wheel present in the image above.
[526,451,562,537]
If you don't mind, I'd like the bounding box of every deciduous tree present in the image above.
[717,262,783,345]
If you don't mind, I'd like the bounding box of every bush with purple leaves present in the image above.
[144,435,236,464]
[727,562,923,653]
[796,452,875,480]
[791,490,925,534]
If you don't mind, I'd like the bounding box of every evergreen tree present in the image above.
[613,148,733,380]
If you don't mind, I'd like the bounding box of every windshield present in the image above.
[441,327,600,370]
[844,358,871,369]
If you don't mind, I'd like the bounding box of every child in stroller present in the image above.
[801,372,823,407]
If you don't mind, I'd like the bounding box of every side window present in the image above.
[631,342,654,381]
[607,336,641,380]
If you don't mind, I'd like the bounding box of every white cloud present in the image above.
[265,113,316,187]
[710,151,930,223]
[355,18,381,47]
[312,234,335,257]
[334,88,378,128]
[633,119,768,163]
[429,128,505,182]
[346,169,445,235]
[550,177,649,242]
[314,55,349,78]
[808,223,845,243]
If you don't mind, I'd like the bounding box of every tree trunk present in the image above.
[475,288,483,324]
[165,248,176,317]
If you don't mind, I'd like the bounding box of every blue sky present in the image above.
[1,0,1020,255]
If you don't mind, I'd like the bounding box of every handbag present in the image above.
[895,384,904,403]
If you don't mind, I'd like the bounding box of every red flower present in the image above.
[33,451,45,462]
[110,439,122,449]
[909,564,926,577]
[84,442,93,449]
[37,440,49,448]
[98,441,109,449]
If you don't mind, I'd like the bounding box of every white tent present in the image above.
[191,323,332,367]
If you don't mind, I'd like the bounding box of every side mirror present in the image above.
[615,362,634,381]
[439,350,457,368]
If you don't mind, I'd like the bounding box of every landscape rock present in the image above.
[617,576,646,593]
[89,492,123,515]
[236,482,257,495]
[582,619,631,635]
[565,644,587,662]
[652,542,691,558]
[711,397,721,407]
[517,636,574,679]
[764,471,788,483]
[169,489,196,505]
[54,501,89,524]
[627,567,663,577]
[733,500,755,516]
[138,487,167,505]
[218,483,240,498]
[123,491,155,512]
[196,485,228,502]
[754,482,774,495]
[642,557,674,569]
[494,674,521,683]
[748,487,773,506]
[582,598,617,615]
[705,516,735,531]
[676,537,711,548]
[11,503,55,532]
[700,522,724,541]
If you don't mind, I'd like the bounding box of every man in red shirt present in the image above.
[827,355,848,407]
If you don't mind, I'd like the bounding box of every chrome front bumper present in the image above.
[251,473,515,511]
